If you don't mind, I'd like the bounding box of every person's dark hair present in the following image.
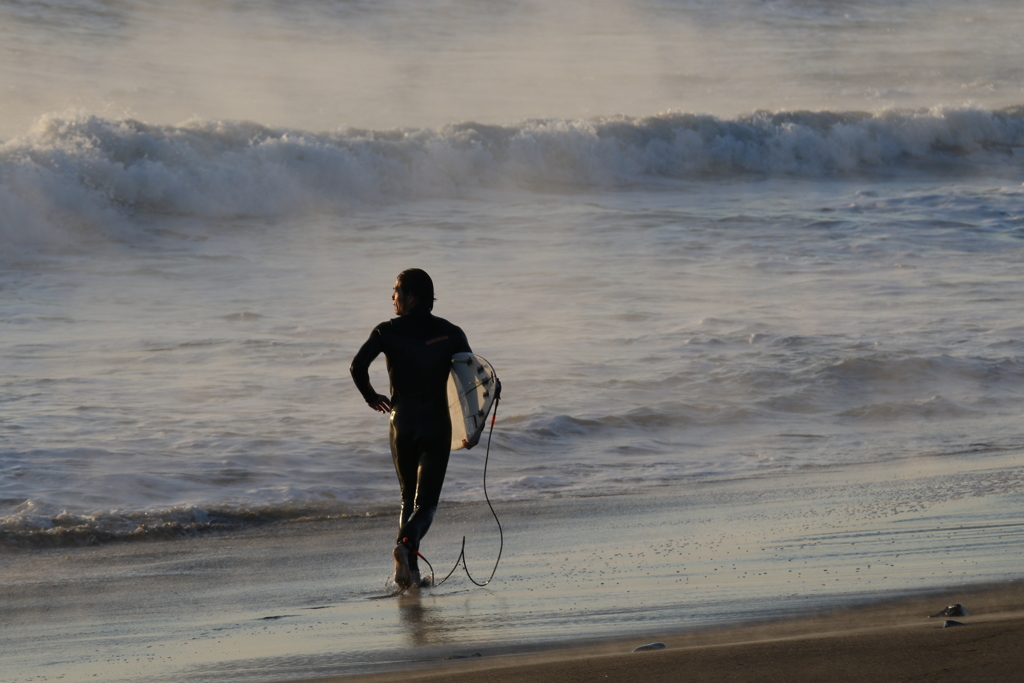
[397,268,435,311]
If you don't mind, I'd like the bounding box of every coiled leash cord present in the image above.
[419,395,503,588]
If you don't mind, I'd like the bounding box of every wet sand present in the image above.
[3,451,1023,682]
[326,581,1024,683]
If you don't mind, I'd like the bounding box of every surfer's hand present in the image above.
[368,395,391,413]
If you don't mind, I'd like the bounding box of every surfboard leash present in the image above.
[427,385,503,588]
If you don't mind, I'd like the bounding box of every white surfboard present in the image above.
[448,353,500,450]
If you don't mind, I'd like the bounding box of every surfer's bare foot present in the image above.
[393,543,413,589]
[409,569,432,588]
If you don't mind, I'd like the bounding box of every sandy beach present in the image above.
[328,581,1024,683]
[4,449,1023,683]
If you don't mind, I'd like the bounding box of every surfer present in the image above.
[350,268,471,589]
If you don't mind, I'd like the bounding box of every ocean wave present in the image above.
[838,395,981,421]
[817,354,1024,393]
[2,106,1022,244]
[753,353,1024,423]
[503,353,1024,436]
[0,499,384,550]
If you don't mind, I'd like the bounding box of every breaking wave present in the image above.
[3,105,1023,246]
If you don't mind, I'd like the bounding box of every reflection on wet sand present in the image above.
[397,590,456,647]
[395,586,512,649]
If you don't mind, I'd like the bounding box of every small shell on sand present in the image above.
[942,620,965,628]
[632,642,667,652]
[929,603,970,618]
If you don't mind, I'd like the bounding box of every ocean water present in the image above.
[3,0,1024,549]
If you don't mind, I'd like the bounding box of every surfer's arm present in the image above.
[350,329,391,412]
[452,325,471,354]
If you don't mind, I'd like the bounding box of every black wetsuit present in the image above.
[350,308,471,559]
